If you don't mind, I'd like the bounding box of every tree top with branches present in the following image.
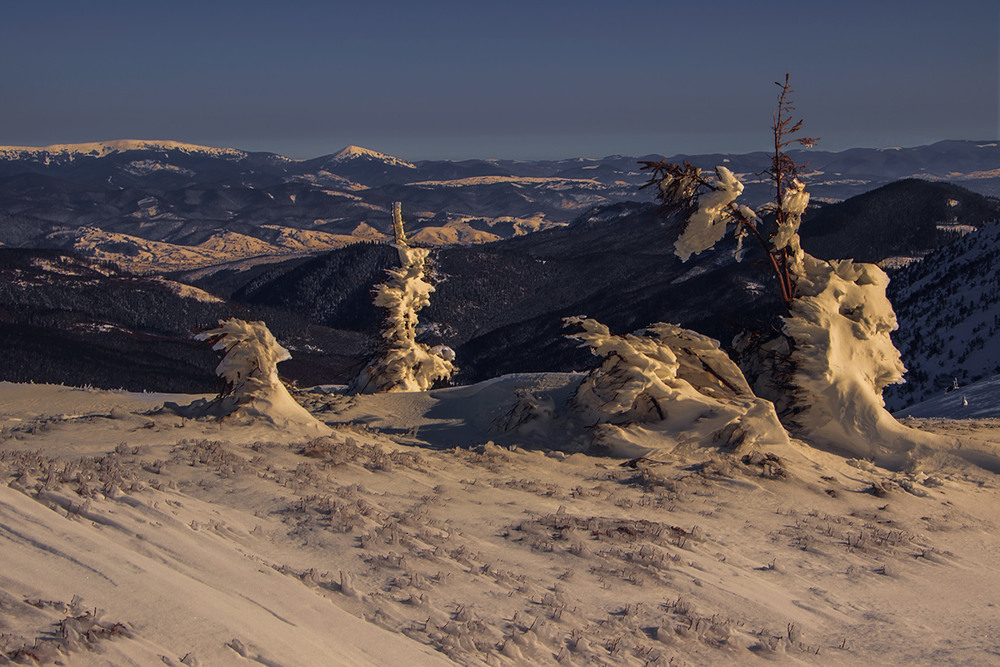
[639,74,818,306]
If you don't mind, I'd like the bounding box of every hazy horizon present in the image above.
[2,136,995,164]
[3,0,997,161]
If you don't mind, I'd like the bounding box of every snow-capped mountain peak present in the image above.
[0,139,249,161]
[329,145,415,168]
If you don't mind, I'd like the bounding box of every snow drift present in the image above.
[774,256,943,465]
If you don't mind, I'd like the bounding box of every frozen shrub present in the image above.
[190,318,328,430]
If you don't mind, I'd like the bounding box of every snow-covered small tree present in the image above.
[352,202,456,393]
[192,318,327,430]
[641,76,931,464]
[564,316,788,458]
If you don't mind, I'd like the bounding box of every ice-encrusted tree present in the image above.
[192,318,327,430]
[352,202,456,393]
[640,75,930,464]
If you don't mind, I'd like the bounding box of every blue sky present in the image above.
[2,0,997,159]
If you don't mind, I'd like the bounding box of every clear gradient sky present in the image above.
[2,0,997,160]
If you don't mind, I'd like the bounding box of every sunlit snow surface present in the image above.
[1,378,1000,665]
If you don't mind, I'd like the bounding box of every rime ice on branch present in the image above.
[193,318,327,430]
[352,202,456,393]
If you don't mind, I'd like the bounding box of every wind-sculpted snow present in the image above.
[673,167,744,262]
[565,317,789,458]
[649,155,942,467]
[775,257,946,465]
[772,178,809,273]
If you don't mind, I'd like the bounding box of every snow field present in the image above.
[2,379,999,665]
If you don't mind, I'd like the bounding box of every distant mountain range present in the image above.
[1,139,999,410]
[5,177,989,398]
[0,138,998,273]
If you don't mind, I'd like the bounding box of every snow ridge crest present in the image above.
[0,140,248,160]
[330,145,415,168]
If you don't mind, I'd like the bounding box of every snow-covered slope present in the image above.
[887,222,1000,411]
[895,373,1000,419]
[409,221,503,245]
[1,377,999,665]
[0,383,445,666]
[196,230,286,256]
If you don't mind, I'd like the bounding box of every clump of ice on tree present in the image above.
[564,316,789,458]
[352,203,456,393]
[771,178,808,273]
[673,166,745,262]
[191,318,328,431]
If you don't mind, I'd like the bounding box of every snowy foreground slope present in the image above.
[2,378,1000,665]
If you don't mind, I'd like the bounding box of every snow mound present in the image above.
[186,319,329,433]
[565,317,789,458]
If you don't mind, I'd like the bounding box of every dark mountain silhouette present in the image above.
[800,179,1000,262]
[0,249,364,392]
